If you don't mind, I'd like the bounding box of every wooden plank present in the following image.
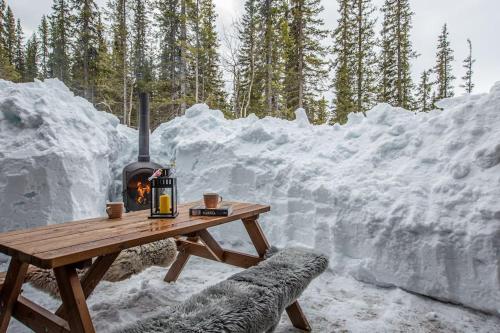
[54,266,95,333]
[0,202,258,261]
[13,296,70,333]
[242,216,270,257]
[196,229,224,261]
[31,205,269,268]
[1,201,199,247]
[164,251,190,283]
[285,301,311,331]
[56,252,120,318]
[0,259,29,332]
[175,239,262,268]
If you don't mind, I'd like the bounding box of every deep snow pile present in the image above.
[150,89,500,315]
[0,79,135,234]
[0,79,499,317]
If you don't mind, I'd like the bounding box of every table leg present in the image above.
[54,266,95,333]
[164,236,198,282]
[242,216,312,332]
[56,252,120,318]
[0,259,28,332]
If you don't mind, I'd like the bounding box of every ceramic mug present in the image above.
[203,193,222,209]
[106,202,124,219]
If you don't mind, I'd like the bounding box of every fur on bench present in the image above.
[118,247,328,333]
[25,238,177,297]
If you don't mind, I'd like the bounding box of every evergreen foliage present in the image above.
[461,38,474,94]
[24,34,38,81]
[378,0,416,109]
[416,69,433,112]
[434,23,455,100]
[49,0,72,82]
[38,15,50,79]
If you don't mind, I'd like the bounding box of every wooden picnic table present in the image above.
[0,201,310,333]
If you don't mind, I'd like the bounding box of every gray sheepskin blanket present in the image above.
[26,238,177,297]
[119,247,328,333]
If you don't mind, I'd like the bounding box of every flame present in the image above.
[135,180,151,205]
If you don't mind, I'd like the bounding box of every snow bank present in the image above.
[0,79,499,316]
[0,79,135,235]
[151,90,500,315]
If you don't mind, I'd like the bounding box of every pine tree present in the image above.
[156,0,183,122]
[331,0,355,124]
[72,0,100,100]
[434,23,455,100]
[49,0,72,82]
[108,0,130,124]
[416,69,433,112]
[461,38,474,94]
[38,15,50,79]
[95,12,116,114]
[237,0,260,118]
[198,0,226,110]
[285,0,329,120]
[0,0,18,80]
[4,6,15,64]
[131,0,152,88]
[24,34,39,81]
[0,0,5,50]
[14,19,25,79]
[378,0,416,109]
[353,0,377,113]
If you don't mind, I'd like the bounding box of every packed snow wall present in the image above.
[0,79,499,315]
[150,94,500,315]
[0,79,135,234]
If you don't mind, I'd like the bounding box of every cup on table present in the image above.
[203,193,222,209]
[106,202,124,219]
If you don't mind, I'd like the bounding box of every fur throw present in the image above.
[119,247,328,333]
[26,238,177,297]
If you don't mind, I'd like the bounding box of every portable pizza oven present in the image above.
[122,92,162,212]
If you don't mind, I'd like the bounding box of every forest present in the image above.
[0,0,475,128]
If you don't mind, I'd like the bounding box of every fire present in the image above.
[135,180,151,205]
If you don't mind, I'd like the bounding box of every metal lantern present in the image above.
[149,169,178,218]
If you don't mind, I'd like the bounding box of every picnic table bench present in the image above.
[0,201,312,333]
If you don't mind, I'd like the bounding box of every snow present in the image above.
[1,79,500,331]
[150,92,500,315]
[4,258,500,332]
[0,79,135,237]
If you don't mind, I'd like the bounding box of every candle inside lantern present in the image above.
[159,194,171,214]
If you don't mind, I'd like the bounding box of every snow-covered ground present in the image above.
[1,79,500,332]
[5,256,500,332]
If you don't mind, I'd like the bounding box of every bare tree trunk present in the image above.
[122,0,128,125]
[297,1,304,109]
[128,82,134,126]
[195,0,200,103]
[265,0,273,116]
[180,0,187,115]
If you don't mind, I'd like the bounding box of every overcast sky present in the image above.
[8,0,500,95]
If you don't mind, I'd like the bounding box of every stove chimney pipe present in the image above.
[138,92,150,162]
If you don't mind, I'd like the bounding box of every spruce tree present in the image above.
[95,12,116,114]
[24,34,39,81]
[72,0,100,100]
[49,0,72,82]
[108,0,130,124]
[416,69,433,112]
[285,0,329,120]
[331,0,355,124]
[198,0,227,110]
[0,0,5,50]
[4,6,15,64]
[461,38,474,94]
[14,19,25,79]
[378,0,416,109]
[237,0,260,118]
[0,0,17,80]
[434,23,455,100]
[38,15,50,79]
